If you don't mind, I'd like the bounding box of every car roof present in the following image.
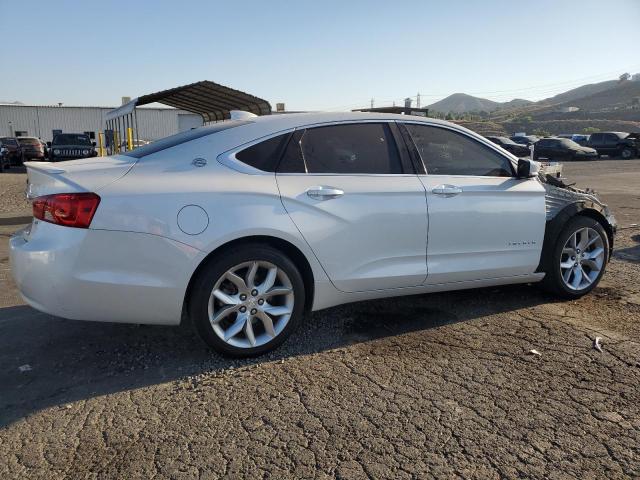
[238,111,493,145]
[249,111,451,128]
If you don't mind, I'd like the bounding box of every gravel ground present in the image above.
[0,168,30,216]
[0,160,639,479]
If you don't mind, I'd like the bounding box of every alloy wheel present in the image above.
[560,227,605,291]
[208,261,294,348]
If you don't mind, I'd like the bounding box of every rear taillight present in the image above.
[32,193,100,228]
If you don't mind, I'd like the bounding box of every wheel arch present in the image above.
[182,235,316,322]
[536,202,614,274]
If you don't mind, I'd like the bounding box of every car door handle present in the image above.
[306,186,344,200]
[432,184,462,197]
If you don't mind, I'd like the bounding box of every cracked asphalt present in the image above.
[1,161,639,479]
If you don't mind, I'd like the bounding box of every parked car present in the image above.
[587,132,638,159]
[557,134,590,146]
[486,136,531,157]
[571,134,590,146]
[0,137,22,166]
[0,146,9,171]
[10,112,615,357]
[17,137,47,161]
[47,133,97,161]
[533,137,598,161]
[510,135,540,147]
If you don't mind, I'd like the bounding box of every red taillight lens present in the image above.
[32,193,100,228]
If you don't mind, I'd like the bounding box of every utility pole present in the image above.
[417,92,421,108]
[370,98,374,109]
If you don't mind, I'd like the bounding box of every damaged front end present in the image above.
[536,173,616,272]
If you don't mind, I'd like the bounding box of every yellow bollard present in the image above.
[98,132,105,157]
[114,131,120,154]
[127,127,133,151]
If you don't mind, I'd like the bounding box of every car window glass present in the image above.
[603,134,617,145]
[278,123,403,175]
[405,124,513,177]
[236,133,290,172]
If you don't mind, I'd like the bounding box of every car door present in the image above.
[602,133,619,156]
[276,122,428,293]
[589,133,604,153]
[401,122,545,284]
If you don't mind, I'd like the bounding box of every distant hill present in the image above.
[540,80,618,105]
[498,98,533,109]
[549,80,640,111]
[427,93,501,114]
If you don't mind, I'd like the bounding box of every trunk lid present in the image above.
[25,155,136,198]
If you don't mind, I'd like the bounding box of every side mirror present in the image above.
[46,142,52,147]
[517,158,540,178]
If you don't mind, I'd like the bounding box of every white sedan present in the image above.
[10,112,616,356]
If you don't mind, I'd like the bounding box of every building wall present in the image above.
[0,105,203,142]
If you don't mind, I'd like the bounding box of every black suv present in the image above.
[0,137,22,166]
[48,133,97,161]
[587,132,638,159]
[533,137,598,161]
[486,136,531,157]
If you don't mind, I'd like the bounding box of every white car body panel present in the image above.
[277,173,427,292]
[10,112,549,326]
[10,221,200,324]
[419,175,545,283]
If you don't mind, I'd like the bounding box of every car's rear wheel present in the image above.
[620,147,634,160]
[189,244,305,357]
[543,216,608,298]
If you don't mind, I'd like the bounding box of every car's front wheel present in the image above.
[543,216,609,298]
[189,244,306,357]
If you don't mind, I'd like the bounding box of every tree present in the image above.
[533,128,551,137]
[583,127,600,134]
[619,72,631,83]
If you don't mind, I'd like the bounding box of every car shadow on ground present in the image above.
[0,283,554,427]
[613,234,640,264]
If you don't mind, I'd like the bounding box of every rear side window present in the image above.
[405,124,513,177]
[236,133,291,172]
[277,123,402,174]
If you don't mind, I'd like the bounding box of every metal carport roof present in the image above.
[105,80,271,122]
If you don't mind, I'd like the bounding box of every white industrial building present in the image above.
[0,103,203,142]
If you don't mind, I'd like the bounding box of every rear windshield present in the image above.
[1,138,19,146]
[559,139,580,148]
[53,134,91,146]
[122,120,250,159]
[17,137,41,145]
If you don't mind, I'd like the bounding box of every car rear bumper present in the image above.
[9,221,203,325]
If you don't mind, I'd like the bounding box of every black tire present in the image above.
[189,244,306,357]
[620,147,634,160]
[542,216,609,299]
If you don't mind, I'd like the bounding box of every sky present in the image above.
[1,0,639,111]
